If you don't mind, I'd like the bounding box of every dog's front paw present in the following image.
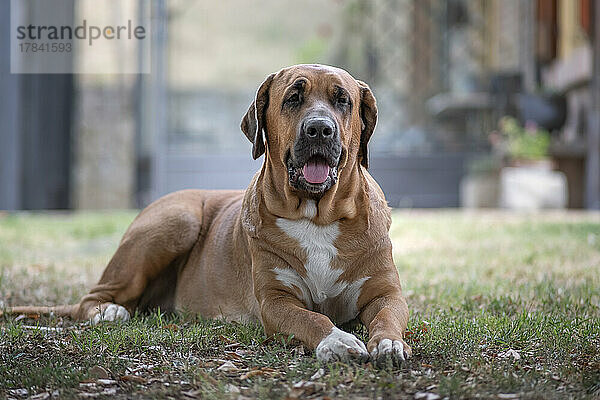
[368,337,411,367]
[91,303,130,325]
[316,327,369,363]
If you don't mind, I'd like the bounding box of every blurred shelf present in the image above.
[549,140,587,158]
[427,92,494,119]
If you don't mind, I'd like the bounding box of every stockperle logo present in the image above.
[16,19,146,47]
[11,0,150,74]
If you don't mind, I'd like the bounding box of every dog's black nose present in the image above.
[303,117,336,140]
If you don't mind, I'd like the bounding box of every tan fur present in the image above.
[5,64,410,359]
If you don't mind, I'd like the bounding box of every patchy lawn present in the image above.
[1,210,599,399]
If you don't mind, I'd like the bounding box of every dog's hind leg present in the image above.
[73,193,203,323]
[1,304,77,319]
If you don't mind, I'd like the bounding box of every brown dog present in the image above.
[6,64,411,364]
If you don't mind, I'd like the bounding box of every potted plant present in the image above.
[489,117,566,209]
[491,116,551,168]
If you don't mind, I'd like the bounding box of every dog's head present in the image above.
[241,64,377,198]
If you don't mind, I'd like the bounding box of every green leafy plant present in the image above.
[494,116,550,161]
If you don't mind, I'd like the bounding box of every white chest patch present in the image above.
[274,212,368,324]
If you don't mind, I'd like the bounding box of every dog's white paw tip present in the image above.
[370,338,407,365]
[91,304,130,325]
[316,327,369,363]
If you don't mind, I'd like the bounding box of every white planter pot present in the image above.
[500,167,567,210]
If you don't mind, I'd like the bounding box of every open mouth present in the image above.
[302,156,331,184]
[287,153,339,195]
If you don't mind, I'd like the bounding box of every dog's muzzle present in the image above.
[286,115,342,196]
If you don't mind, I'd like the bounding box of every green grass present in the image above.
[1,210,599,399]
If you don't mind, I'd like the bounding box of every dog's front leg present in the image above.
[253,251,369,362]
[259,292,369,362]
[359,274,412,366]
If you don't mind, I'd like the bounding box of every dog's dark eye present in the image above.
[284,92,301,108]
[337,96,349,106]
[336,94,350,110]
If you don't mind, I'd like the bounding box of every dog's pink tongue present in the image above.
[303,160,330,184]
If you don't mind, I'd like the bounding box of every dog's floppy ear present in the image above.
[356,80,377,169]
[241,73,275,159]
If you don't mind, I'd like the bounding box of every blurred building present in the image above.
[1,0,599,210]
